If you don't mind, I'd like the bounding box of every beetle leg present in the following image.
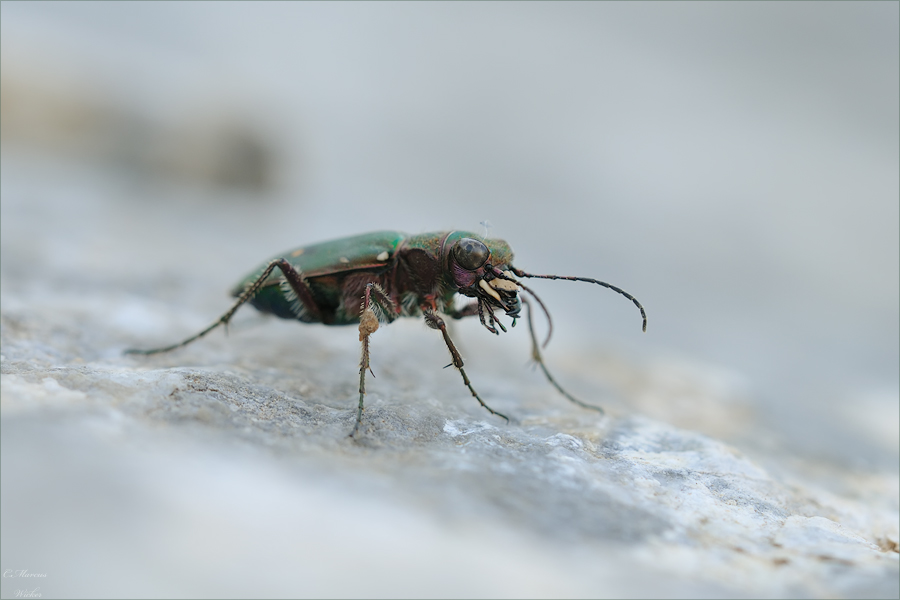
[275,261,325,323]
[125,258,320,355]
[447,302,479,319]
[364,282,399,323]
[422,308,510,423]
[522,297,604,414]
[351,283,381,438]
[445,300,501,335]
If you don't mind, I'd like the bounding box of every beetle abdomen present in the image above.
[232,231,408,325]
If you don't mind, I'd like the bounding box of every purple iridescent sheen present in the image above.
[450,259,478,288]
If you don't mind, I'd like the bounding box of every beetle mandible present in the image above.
[126,230,647,436]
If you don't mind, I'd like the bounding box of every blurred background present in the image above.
[1,3,897,594]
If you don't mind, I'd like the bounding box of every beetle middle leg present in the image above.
[125,258,322,355]
[422,307,510,423]
[350,283,396,437]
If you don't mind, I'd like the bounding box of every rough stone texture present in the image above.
[2,230,897,598]
[2,4,898,598]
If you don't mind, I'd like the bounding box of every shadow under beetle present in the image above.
[126,230,647,437]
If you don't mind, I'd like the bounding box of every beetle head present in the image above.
[441,231,647,345]
[447,237,522,320]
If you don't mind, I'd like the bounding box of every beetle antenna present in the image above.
[522,297,604,414]
[518,283,553,348]
[510,267,647,332]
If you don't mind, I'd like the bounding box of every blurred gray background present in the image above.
[1,2,898,597]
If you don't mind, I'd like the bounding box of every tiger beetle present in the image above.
[125,230,647,437]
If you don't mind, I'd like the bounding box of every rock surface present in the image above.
[2,284,897,598]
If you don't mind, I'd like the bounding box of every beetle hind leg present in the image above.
[125,258,320,355]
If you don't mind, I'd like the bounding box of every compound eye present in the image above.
[453,238,490,271]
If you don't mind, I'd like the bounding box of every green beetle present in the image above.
[127,230,646,436]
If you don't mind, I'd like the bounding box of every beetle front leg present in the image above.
[446,301,480,320]
[125,258,321,355]
[422,308,509,423]
[446,300,505,335]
